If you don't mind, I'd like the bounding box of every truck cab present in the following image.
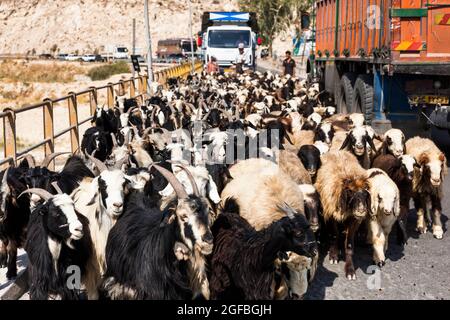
[200,12,259,69]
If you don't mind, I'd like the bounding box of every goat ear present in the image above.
[207,175,221,204]
[278,117,293,134]
[419,152,430,165]
[340,133,352,151]
[86,192,98,206]
[366,134,376,151]
[380,141,388,155]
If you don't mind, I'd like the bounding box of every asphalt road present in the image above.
[306,129,450,300]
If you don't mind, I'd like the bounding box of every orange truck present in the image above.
[309,0,450,134]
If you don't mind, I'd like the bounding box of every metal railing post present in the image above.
[89,87,98,116]
[43,98,55,170]
[3,109,16,164]
[107,83,114,109]
[130,78,136,99]
[68,93,80,154]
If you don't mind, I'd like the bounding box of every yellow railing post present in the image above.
[68,93,80,154]
[42,98,55,170]
[130,78,136,99]
[107,83,114,109]
[3,109,16,164]
[89,87,98,116]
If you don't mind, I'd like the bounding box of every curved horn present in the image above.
[2,167,9,185]
[150,164,188,199]
[87,153,108,173]
[127,107,138,115]
[150,105,161,124]
[23,154,36,168]
[41,152,70,168]
[168,102,177,114]
[114,156,129,170]
[202,109,212,121]
[19,188,53,201]
[218,108,233,122]
[168,161,200,197]
[51,182,63,195]
[131,125,141,139]
[110,133,118,147]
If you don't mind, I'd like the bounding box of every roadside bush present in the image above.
[87,61,130,81]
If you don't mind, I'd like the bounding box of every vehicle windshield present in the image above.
[117,48,128,53]
[181,41,197,52]
[208,30,251,49]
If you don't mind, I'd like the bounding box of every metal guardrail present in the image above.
[0,61,203,168]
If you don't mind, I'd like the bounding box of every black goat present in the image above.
[0,162,31,279]
[102,165,213,300]
[81,127,113,161]
[209,198,317,300]
[23,189,93,300]
[92,106,119,134]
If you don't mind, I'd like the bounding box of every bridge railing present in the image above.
[0,61,203,169]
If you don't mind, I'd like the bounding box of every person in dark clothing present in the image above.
[282,51,296,76]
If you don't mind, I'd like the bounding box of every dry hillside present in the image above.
[0,0,238,55]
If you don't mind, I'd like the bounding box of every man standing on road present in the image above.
[283,50,296,77]
[234,43,249,74]
[207,56,219,74]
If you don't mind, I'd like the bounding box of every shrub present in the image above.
[87,61,130,81]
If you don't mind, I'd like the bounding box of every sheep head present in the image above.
[340,178,371,219]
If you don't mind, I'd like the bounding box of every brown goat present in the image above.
[315,151,371,280]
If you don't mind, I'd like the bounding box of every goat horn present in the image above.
[51,182,63,195]
[218,108,233,122]
[150,105,161,124]
[202,109,212,121]
[167,161,200,197]
[277,202,297,219]
[150,164,188,199]
[127,107,138,115]
[87,152,108,173]
[23,154,36,168]
[114,157,129,170]
[2,167,9,185]
[168,102,177,114]
[41,152,70,168]
[19,188,53,201]
[131,125,141,139]
[110,133,118,147]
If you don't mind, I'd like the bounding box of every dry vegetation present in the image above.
[0,60,85,83]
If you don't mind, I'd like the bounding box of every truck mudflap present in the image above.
[429,105,450,130]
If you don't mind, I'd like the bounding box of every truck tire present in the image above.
[352,74,374,124]
[336,73,356,114]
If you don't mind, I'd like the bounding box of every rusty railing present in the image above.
[0,61,203,168]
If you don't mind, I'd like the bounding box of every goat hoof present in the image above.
[432,226,443,240]
[416,227,427,234]
[346,273,357,280]
[329,258,338,265]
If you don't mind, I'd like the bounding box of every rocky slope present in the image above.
[0,0,238,55]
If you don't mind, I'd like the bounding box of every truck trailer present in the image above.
[308,0,450,135]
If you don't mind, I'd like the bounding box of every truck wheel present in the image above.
[336,73,356,114]
[352,74,374,124]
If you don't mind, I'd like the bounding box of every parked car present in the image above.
[94,54,106,62]
[57,53,68,61]
[65,54,80,61]
[81,54,96,62]
[39,53,53,60]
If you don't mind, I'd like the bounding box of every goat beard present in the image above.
[65,238,75,250]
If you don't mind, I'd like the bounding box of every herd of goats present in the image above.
[0,70,447,300]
